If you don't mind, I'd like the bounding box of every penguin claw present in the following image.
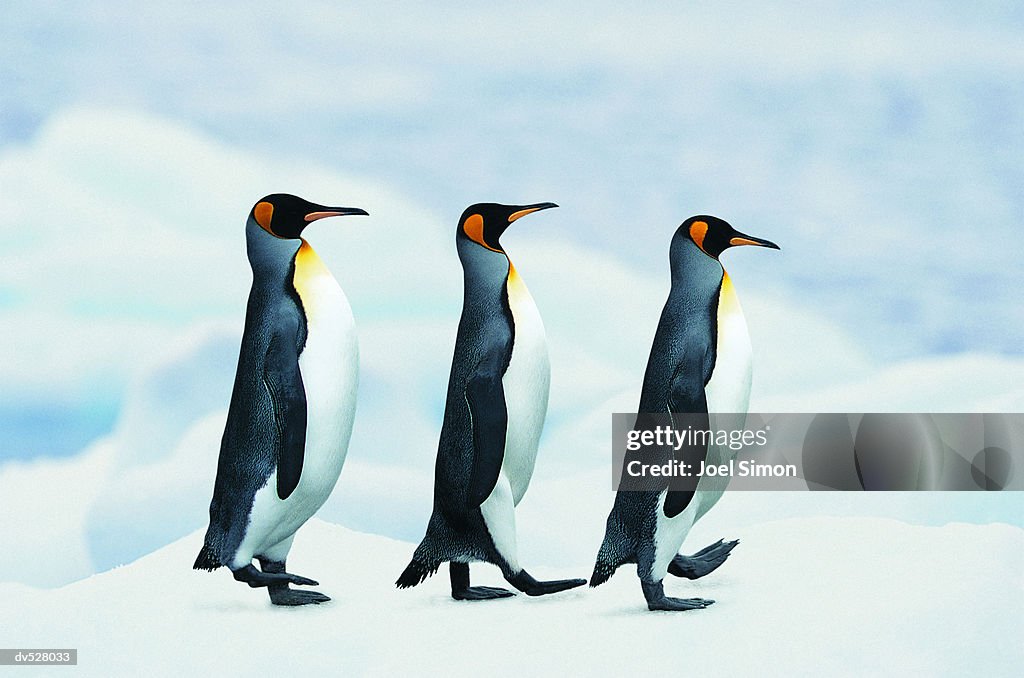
[668,538,739,580]
[451,586,516,601]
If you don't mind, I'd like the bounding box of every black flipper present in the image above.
[263,330,307,501]
[668,539,739,579]
[449,562,515,600]
[465,355,508,508]
[664,356,709,519]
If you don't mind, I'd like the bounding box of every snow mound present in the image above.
[2,517,1020,676]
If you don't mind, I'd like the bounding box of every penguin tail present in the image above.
[395,557,439,589]
[589,558,618,587]
[590,532,631,587]
[193,542,223,572]
[397,514,453,589]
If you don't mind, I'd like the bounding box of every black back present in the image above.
[598,223,725,577]
[197,216,308,568]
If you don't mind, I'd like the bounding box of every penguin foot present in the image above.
[641,580,714,612]
[254,559,329,605]
[448,562,515,601]
[269,586,332,606]
[507,569,588,597]
[668,538,739,580]
[232,564,318,589]
[452,586,516,601]
[648,596,716,612]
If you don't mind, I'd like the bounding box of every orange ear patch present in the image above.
[254,201,275,235]
[464,214,485,245]
[689,220,709,253]
[464,214,502,252]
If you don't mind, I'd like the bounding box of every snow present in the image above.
[2,517,1019,676]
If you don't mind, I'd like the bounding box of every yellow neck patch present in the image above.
[718,270,742,317]
[506,261,528,306]
[292,240,330,321]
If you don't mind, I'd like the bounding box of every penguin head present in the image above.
[676,215,779,260]
[456,202,558,254]
[250,193,368,239]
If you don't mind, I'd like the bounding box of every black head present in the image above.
[250,193,368,239]
[456,202,558,253]
[678,215,780,259]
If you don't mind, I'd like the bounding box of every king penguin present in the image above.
[396,202,587,600]
[590,215,779,611]
[193,193,367,605]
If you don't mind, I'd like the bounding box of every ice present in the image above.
[1,517,1019,676]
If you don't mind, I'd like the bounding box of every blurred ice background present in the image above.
[0,1,1021,586]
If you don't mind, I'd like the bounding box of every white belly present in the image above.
[653,271,752,577]
[704,271,752,416]
[292,278,358,511]
[233,242,358,565]
[497,265,549,505]
[696,272,752,508]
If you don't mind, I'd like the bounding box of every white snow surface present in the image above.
[2,517,1020,677]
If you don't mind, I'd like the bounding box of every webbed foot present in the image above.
[668,538,739,580]
[641,580,714,612]
[507,569,587,597]
[449,562,515,601]
[452,586,516,600]
[252,558,329,606]
[231,563,318,588]
[269,588,331,606]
